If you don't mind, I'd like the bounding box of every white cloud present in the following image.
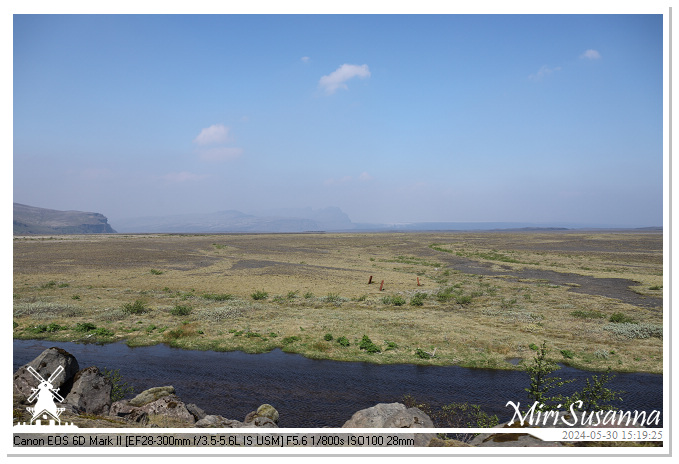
[319,64,371,95]
[193,124,231,146]
[301,56,310,63]
[198,147,243,162]
[581,49,601,60]
[358,172,373,181]
[528,65,561,81]
[162,172,209,182]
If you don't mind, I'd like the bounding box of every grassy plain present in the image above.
[13,231,663,373]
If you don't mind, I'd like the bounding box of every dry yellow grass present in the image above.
[13,231,663,373]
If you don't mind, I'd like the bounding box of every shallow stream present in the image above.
[13,339,663,428]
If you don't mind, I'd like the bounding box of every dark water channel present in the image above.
[13,340,663,428]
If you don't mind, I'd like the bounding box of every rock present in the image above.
[342,402,433,428]
[428,437,473,447]
[244,404,280,425]
[342,403,436,446]
[195,415,244,428]
[64,366,112,415]
[109,400,135,417]
[129,386,175,407]
[186,403,207,421]
[13,347,79,401]
[469,421,564,447]
[126,409,149,426]
[243,416,277,428]
[138,394,195,424]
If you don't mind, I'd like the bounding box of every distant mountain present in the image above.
[13,203,117,235]
[112,207,355,233]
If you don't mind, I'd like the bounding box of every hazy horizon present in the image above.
[13,13,664,228]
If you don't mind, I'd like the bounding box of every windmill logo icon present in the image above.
[17,365,76,427]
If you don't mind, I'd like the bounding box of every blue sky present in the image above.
[12,12,665,227]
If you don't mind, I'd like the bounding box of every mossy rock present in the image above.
[129,386,175,407]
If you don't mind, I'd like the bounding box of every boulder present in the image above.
[186,403,207,422]
[13,347,79,401]
[64,366,112,415]
[244,404,280,425]
[195,415,244,428]
[342,402,436,447]
[243,416,277,428]
[109,400,136,417]
[129,386,175,407]
[342,402,433,428]
[138,394,195,424]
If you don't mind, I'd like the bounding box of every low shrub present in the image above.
[410,293,427,306]
[201,293,234,302]
[560,349,575,359]
[415,348,433,359]
[609,312,635,324]
[324,333,333,341]
[570,310,606,319]
[75,322,97,332]
[251,290,269,301]
[282,335,301,344]
[603,322,662,340]
[337,336,350,347]
[122,300,148,315]
[359,335,381,354]
[170,305,192,316]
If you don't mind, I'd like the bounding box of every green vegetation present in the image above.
[251,290,269,300]
[609,312,636,324]
[381,295,406,306]
[336,336,350,347]
[403,394,498,443]
[359,335,381,354]
[122,300,149,315]
[570,310,606,319]
[201,293,234,301]
[150,269,163,275]
[170,305,192,316]
[102,367,135,402]
[524,341,622,412]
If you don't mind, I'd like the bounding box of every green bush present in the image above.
[455,294,473,305]
[201,293,234,301]
[122,300,148,315]
[282,335,301,344]
[251,290,269,300]
[92,327,114,337]
[570,310,605,319]
[359,335,381,353]
[410,293,427,306]
[403,394,498,443]
[170,305,192,316]
[415,348,433,359]
[75,322,98,332]
[609,312,635,324]
[324,333,333,341]
[102,367,135,402]
[560,349,575,359]
[150,269,163,275]
[382,295,406,306]
[337,336,350,347]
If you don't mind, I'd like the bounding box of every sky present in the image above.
[12,11,666,227]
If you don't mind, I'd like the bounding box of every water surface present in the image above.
[13,339,663,428]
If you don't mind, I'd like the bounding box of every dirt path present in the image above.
[422,249,662,309]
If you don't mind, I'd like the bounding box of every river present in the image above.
[13,339,663,428]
